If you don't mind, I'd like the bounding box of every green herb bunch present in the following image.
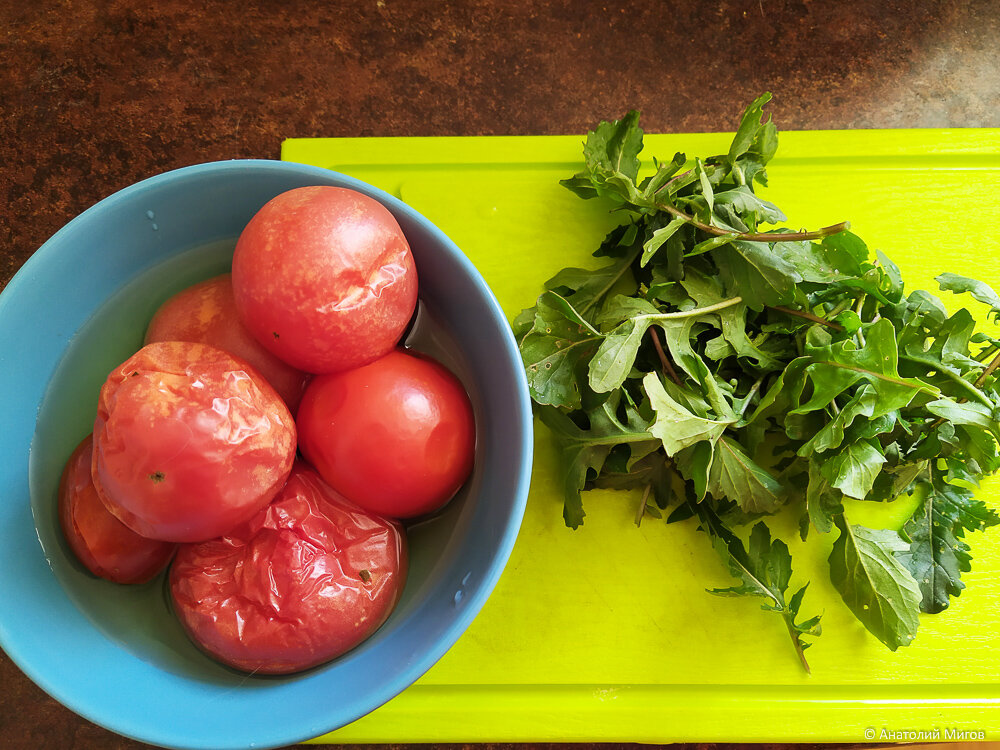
[514,93,1000,671]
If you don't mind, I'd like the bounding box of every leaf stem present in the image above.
[655,201,850,243]
[975,344,999,363]
[648,296,744,321]
[900,354,992,407]
[770,305,845,332]
[783,613,812,675]
[635,484,652,527]
[975,349,1000,388]
[648,326,683,386]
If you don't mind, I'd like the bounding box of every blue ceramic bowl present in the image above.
[0,160,532,749]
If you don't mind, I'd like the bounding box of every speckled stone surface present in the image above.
[2,1,999,748]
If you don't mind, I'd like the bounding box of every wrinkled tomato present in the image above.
[58,434,176,584]
[296,348,475,519]
[145,273,309,413]
[169,462,407,675]
[231,186,418,374]
[92,341,296,543]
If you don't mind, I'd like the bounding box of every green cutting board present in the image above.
[282,129,1000,744]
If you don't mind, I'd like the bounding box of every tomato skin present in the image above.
[144,273,309,413]
[169,462,407,675]
[92,341,297,543]
[231,186,418,374]
[58,435,176,584]
[296,348,475,519]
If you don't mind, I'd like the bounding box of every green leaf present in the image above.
[699,513,821,671]
[587,317,651,394]
[937,272,1000,322]
[590,450,676,511]
[519,293,602,409]
[798,384,878,456]
[538,394,657,529]
[794,319,936,418]
[544,241,640,317]
[584,110,643,182]
[640,151,687,196]
[771,239,862,284]
[828,516,921,650]
[588,296,746,395]
[876,249,904,303]
[896,479,1000,613]
[708,436,786,513]
[643,372,734,455]
[805,459,844,534]
[728,92,774,164]
[926,398,1000,440]
[716,240,801,310]
[820,230,869,270]
[713,186,786,229]
[641,216,687,267]
[696,159,714,214]
[820,441,886,500]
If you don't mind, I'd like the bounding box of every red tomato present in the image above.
[169,462,407,674]
[144,273,309,413]
[92,341,297,543]
[296,348,475,518]
[231,186,418,374]
[58,434,176,584]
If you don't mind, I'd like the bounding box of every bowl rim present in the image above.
[0,158,533,749]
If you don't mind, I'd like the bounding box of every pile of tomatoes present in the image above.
[58,186,476,675]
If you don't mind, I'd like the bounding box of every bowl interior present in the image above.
[1,161,530,750]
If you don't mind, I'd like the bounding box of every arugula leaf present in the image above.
[588,296,744,395]
[700,511,821,672]
[828,516,922,650]
[937,272,1000,322]
[820,441,886,500]
[896,477,1000,613]
[708,436,786,513]
[715,240,801,309]
[544,238,640,315]
[641,216,686,267]
[584,109,643,183]
[561,111,648,207]
[798,384,878,456]
[727,91,777,181]
[805,459,844,534]
[793,319,936,417]
[519,292,602,409]
[644,372,734,455]
[537,391,658,529]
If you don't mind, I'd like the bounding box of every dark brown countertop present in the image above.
[2,1,999,748]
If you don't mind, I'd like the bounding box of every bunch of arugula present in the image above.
[514,93,1000,672]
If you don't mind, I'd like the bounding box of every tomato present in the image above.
[169,462,407,675]
[58,434,176,584]
[144,273,309,413]
[231,186,418,374]
[92,341,296,543]
[296,348,475,519]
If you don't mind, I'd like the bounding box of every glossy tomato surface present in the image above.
[92,341,296,543]
[170,462,407,675]
[144,273,309,412]
[231,186,418,374]
[296,348,475,518]
[58,435,176,584]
